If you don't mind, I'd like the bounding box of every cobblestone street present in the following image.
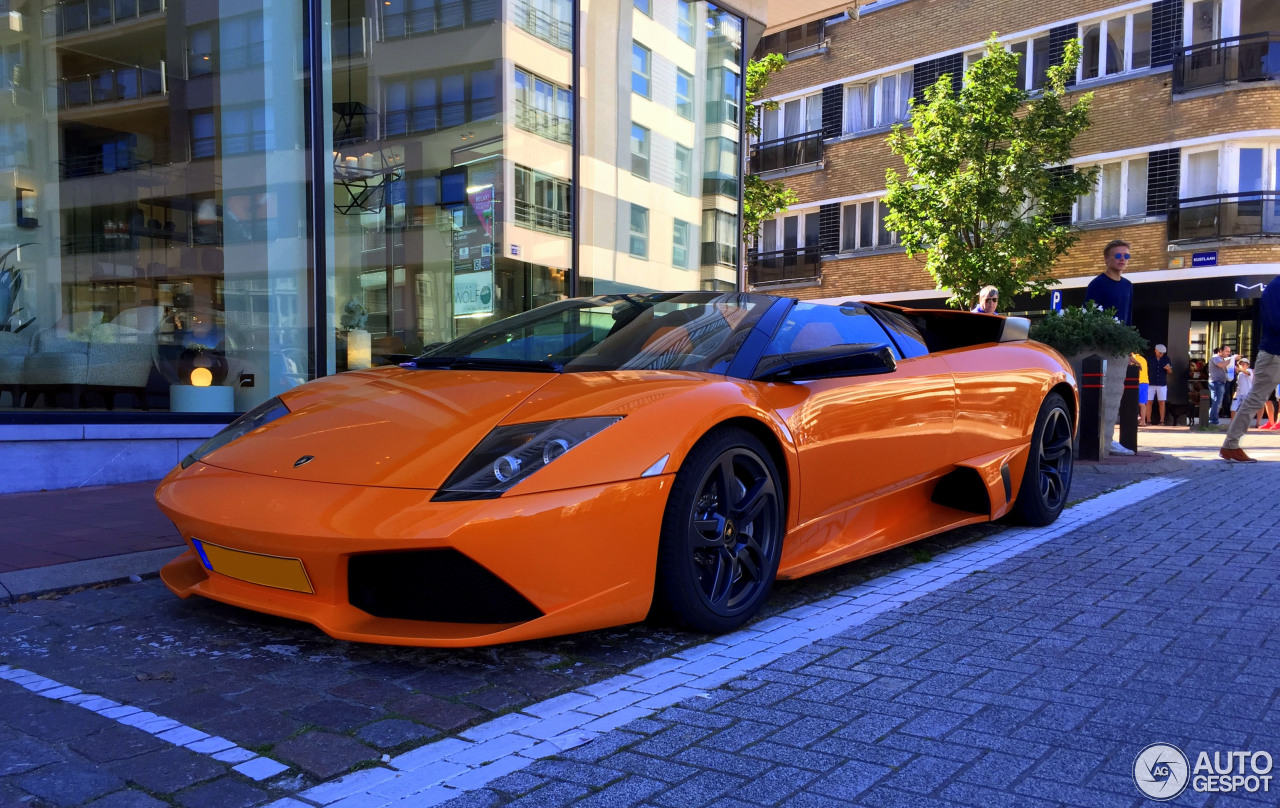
[3,434,1279,807]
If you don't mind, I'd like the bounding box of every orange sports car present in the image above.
[157,292,1076,647]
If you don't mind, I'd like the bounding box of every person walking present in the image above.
[971,286,999,314]
[1131,352,1150,426]
[1085,239,1135,455]
[1230,357,1257,426]
[1221,278,1280,462]
[1207,345,1235,426]
[1147,343,1172,426]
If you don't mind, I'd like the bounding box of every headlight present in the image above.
[180,396,290,469]
[434,417,622,500]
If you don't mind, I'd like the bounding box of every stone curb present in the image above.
[0,546,182,604]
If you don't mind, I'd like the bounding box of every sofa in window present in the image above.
[21,322,155,409]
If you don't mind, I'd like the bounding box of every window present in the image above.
[222,106,273,154]
[1076,156,1149,221]
[0,119,28,170]
[632,42,651,98]
[514,68,572,143]
[674,144,693,195]
[1007,34,1053,91]
[190,111,216,159]
[761,211,820,254]
[634,0,650,14]
[677,0,694,44]
[629,204,648,258]
[1079,8,1153,80]
[703,137,738,196]
[840,199,897,251]
[383,65,498,136]
[761,303,898,361]
[754,19,826,58]
[514,165,571,235]
[702,209,738,266]
[380,0,497,38]
[843,69,911,134]
[630,123,650,179]
[673,219,691,268]
[706,67,741,123]
[676,69,693,119]
[1185,148,1220,197]
[761,92,822,141]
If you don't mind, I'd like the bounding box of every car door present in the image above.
[753,302,957,527]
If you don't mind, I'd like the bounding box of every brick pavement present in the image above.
[424,459,1280,807]
[2,441,1278,807]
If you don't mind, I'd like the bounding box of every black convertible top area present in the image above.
[865,303,1010,353]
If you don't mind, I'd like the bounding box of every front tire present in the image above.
[1013,392,1074,526]
[652,427,784,634]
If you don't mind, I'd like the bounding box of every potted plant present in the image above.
[1030,305,1147,457]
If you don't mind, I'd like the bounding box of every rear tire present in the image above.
[652,427,784,634]
[1013,392,1073,526]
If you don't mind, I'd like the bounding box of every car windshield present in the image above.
[415,292,774,373]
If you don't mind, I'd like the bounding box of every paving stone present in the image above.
[66,722,167,764]
[199,710,302,749]
[808,759,892,800]
[15,762,126,807]
[651,771,745,808]
[0,735,63,776]
[272,731,379,780]
[83,790,171,808]
[597,751,698,783]
[728,764,819,804]
[287,699,381,733]
[173,777,269,808]
[328,678,413,706]
[391,694,482,731]
[572,775,664,808]
[104,747,224,794]
[356,719,436,749]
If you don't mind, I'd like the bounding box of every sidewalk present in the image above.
[1,426,1275,603]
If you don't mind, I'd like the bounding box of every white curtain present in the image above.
[897,72,913,120]
[844,84,866,134]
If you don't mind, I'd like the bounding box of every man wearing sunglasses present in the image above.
[1085,239,1137,455]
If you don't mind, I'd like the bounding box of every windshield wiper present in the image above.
[406,356,563,373]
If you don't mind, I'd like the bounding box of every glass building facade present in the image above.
[0,0,761,416]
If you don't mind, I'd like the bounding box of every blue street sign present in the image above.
[1192,251,1218,267]
[1050,290,1063,312]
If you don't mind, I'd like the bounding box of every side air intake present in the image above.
[931,467,992,515]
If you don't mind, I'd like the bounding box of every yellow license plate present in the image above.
[192,539,314,594]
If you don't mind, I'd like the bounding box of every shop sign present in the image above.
[453,270,493,316]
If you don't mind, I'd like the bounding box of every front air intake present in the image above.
[348,549,543,624]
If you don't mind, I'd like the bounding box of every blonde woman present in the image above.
[972,286,999,314]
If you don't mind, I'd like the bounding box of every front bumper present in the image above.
[157,463,672,647]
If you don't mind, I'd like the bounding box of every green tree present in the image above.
[883,36,1097,308]
[743,53,798,247]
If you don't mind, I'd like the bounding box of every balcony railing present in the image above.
[1168,192,1280,241]
[749,130,823,174]
[58,62,166,109]
[514,103,572,143]
[380,0,498,40]
[511,0,571,50]
[513,200,570,235]
[44,0,164,36]
[58,142,171,178]
[1172,33,1280,94]
[747,247,822,286]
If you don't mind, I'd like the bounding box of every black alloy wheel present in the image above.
[1013,392,1074,526]
[653,427,784,633]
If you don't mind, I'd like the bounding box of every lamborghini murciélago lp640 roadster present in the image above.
[157,292,1077,647]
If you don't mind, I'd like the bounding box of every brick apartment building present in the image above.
[747,0,1280,413]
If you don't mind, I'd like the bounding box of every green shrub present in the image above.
[1029,305,1147,357]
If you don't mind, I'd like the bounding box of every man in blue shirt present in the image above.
[1221,277,1280,462]
[1085,239,1137,455]
[1147,343,1172,426]
[1085,239,1134,326]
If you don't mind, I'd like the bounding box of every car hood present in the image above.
[196,367,560,489]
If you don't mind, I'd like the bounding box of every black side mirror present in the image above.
[753,343,897,382]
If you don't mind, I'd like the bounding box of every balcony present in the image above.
[58,62,166,110]
[514,103,571,143]
[513,200,570,235]
[43,0,164,36]
[380,0,498,39]
[1172,33,1280,94]
[511,0,571,50]
[749,131,823,174]
[1168,192,1280,241]
[747,247,821,286]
